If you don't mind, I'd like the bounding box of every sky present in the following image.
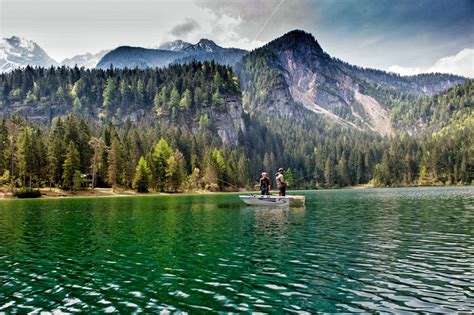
[1,0,473,76]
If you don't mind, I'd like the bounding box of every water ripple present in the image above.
[0,187,473,312]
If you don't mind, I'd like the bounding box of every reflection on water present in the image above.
[0,187,473,312]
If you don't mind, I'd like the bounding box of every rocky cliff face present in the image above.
[236,30,467,136]
[154,94,245,146]
[236,30,393,135]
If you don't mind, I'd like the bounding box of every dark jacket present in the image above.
[260,177,270,190]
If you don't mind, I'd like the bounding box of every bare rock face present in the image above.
[214,95,246,145]
[236,30,467,136]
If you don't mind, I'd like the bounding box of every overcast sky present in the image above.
[1,0,473,76]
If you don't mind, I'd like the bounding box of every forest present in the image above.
[0,63,472,195]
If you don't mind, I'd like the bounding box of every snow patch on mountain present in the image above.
[0,36,58,72]
[158,40,192,51]
[61,50,110,68]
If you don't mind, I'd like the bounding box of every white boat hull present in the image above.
[239,195,305,207]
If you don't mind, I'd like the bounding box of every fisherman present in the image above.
[275,168,287,196]
[259,172,270,195]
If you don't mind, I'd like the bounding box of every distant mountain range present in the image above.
[0,36,109,70]
[96,39,248,69]
[0,37,248,71]
[0,30,470,137]
[61,50,110,69]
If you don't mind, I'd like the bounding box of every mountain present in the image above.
[175,39,248,66]
[61,50,110,68]
[158,40,192,51]
[391,80,473,135]
[0,36,58,72]
[96,46,182,69]
[0,31,472,188]
[235,30,467,136]
[96,39,248,69]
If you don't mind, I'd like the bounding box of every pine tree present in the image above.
[151,138,173,191]
[324,157,334,187]
[73,170,83,191]
[88,137,105,191]
[205,148,226,190]
[337,153,350,187]
[168,86,180,110]
[17,126,35,188]
[0,119,10,174]
[103,77,116,109]
[166,149,186,192]
[62,141,80,191]
[212,90,224,107]
[107,137,123,190]
[135,79,144,107]
[73,97,82,113]
[133,156,151,193]
[286,168,295,188]
[179,89,192,110]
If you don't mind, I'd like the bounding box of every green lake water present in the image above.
[0,187,473,312]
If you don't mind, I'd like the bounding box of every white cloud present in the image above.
[164,8,265,50]
[388,48,474,78]
[428,48,474,77]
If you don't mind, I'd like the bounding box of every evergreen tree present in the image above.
[285,168,295,188]
[133,156,151,193]
[212,90,224,107]
[17,126,35,188]
[62,141,80,191]
[73,170,83,191]
[151,139,173,191]
[179,89,192,110]
[168,86,180,110]
[102,77,116,110]
[0,119,9,174]
[107,137,123,190]
[166,149,186,192]
[324,157,334,187]
[88,137,105,191]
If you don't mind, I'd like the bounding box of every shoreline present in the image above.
[0,184,471,200]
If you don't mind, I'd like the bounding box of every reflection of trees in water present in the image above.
[247,206,306,262]
[252,206,306,237]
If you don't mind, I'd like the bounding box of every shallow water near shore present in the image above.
[1,187,473,312]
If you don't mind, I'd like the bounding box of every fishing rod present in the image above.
[216,178,256,196]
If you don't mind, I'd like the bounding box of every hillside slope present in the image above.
[235,30,467,136]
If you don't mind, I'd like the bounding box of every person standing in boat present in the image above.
[276,168,287,196]
[259,172,270,195]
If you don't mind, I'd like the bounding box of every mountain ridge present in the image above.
[235,30,468,136]
[97,39,248,69]
[0,36,58,72]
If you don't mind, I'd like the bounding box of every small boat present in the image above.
[239,195,305,207]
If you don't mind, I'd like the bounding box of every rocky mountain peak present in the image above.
[269,30,324,55]
[186,39,220,53]
[1,36,58,72]
[158,39,192,51]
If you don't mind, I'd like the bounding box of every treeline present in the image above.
[0,61,239,122]
[391,81,473,132]
[0,114,248,193]
[0,64,472,194]
[0,111,471,194]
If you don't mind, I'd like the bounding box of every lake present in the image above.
[0,187,473,312]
